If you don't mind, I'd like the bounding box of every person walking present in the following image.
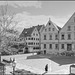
[42,64,48,75]
[45,64,48,72]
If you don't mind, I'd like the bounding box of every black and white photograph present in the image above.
[0,0,75,75]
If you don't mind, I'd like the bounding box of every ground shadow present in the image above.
[27,54,75,66]
[48,56,75,65]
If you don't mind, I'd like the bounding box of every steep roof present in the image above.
[35,25,43,32]
[60,12,75,32]
[52,22,61,30]
[19,25,43,38]
[20,26,35,37]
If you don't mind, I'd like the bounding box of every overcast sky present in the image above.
[0,1,75,31]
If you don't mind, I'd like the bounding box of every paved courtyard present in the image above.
[1,53,75,74]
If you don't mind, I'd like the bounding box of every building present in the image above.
[19,25,44,52]
[59,12,75,53]
[41,18,61,54]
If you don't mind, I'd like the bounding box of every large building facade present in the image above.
[59,13,75,53]
[41,13,75,54]
[41,19,61,54]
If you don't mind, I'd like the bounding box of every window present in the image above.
[68,34,71,40]
[36,34,38,36]
[45,29,47,32]
[74,17,75,22]
[38,38,39,40]
[44,35,46,40]
[74,44,75,49]
[44,44,46,49]
[33,33,35,36]
[55,34,58,40]
[26,38,27,40]
[49,34,52,40]
[61,44,64,49]
[74,32,75,40]
[74,26,75,30]
[36,38,39,40]
[55,44,58,49]
[34,38,35,40]
[34,43,35,45]
[49,28,51,31]
[49,22,51,25]
[28,38,30,40]
[67,26,71,31]
[61,34,64,40]
[26,43,27,45]
[49,44,52,49]
[28,42,33,45]
[31,37,33,40]
[36,38,37,40]
[53,28,55,31]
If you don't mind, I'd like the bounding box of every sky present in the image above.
[0,1,75,32]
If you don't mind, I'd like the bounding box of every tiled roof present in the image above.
[52,22,61,30]
[20,25,43,38]
[20,26,35,37]
[35,25,43,32]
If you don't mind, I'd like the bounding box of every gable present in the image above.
[42,19,60,33]
[31,27,39,37]
[60,12,75,32]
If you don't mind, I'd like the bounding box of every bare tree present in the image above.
[0,4,19,62]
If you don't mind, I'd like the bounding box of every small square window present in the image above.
[74,26,75,30]
[55,44,58,49]
[44,44,46,49]
[49,44,52,49]
[49,35,52,40]
[49,28,51,31]
[44,35,46,40]
[68,34,71,40]
[53,28,55,31]
[33,33,35,36]
[61,44,64,49]
[61,34,65,40]
[49,22,51,25]
[74,17,75,22]
[67,26,71,31]
[45,29,47,32]
[36,34,38,36]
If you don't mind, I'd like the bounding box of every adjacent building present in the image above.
[19,25,44,52]
[41,19,61,54]
[59,12,75,53]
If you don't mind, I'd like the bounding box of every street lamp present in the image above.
[12,58,16,75]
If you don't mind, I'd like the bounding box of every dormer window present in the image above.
[49,22,51,25]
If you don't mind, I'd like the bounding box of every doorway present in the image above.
[44,50,46,54]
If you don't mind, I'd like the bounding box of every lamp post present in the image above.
[12,58,16,75]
